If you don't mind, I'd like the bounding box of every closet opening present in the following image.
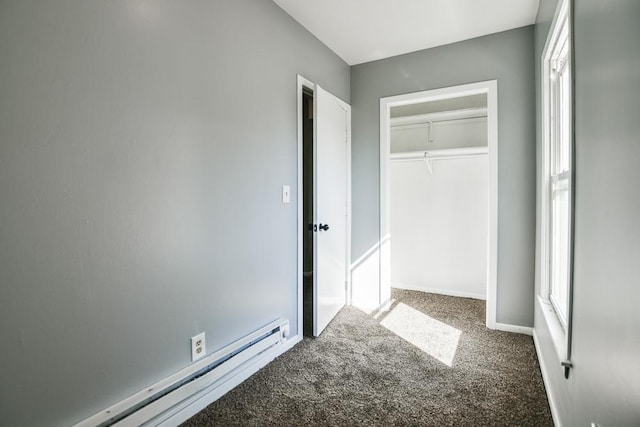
[390,94,488,299]
[302,88,314,337]
[380,81,498,329]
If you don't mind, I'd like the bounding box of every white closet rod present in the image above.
[390,147,488,163]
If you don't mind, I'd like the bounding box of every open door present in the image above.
[313,85,350,336]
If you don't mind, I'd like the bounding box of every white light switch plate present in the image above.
[282,185,291,203]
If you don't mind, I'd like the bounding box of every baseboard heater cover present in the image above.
[74,318,290,427]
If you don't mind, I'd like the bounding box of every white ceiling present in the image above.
[272,0,540,65]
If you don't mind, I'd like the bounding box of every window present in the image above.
[542,0,573,331]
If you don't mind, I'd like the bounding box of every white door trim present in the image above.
[296,75,352,338]
[379,80,498,329]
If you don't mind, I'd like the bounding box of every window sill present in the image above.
[537,295,568,364]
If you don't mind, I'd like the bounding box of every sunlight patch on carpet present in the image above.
[380,302,461,367]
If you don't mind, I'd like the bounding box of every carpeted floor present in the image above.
[182,289,552,426]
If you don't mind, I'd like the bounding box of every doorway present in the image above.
[297,76,352,338]
[379,81,498,329]
[302,88,314,337]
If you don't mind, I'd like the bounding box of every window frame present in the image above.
[547,17,572,329]
[540,0,575,370]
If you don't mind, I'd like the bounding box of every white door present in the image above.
[313,86,350,336]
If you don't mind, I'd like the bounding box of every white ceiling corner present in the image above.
[272,0,540,65]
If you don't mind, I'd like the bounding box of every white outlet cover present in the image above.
[191,332,206,362]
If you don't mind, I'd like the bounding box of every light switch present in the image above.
[282,185,291,204]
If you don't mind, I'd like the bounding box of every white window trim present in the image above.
[539,0,574,371]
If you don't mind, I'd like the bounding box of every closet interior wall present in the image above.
[390,98,489,299]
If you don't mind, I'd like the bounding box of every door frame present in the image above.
[379,80,498,329]
[297,75,352,337]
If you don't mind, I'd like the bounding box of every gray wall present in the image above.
[351,27,536,326]
[0,1,348,425]
[534,1,640,425]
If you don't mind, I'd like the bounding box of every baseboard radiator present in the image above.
[75,318,290,427]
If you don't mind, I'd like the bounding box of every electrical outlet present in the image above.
[191,332,206,362]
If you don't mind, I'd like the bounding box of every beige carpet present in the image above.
[183,289,552,426]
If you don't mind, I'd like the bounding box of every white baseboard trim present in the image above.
[392,283,486,300]
[151,334,302,426]
[533,330,561,427]
[494,322,533,336]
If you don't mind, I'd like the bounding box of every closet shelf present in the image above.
[390,146,488,162]
[391,107,487,128]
